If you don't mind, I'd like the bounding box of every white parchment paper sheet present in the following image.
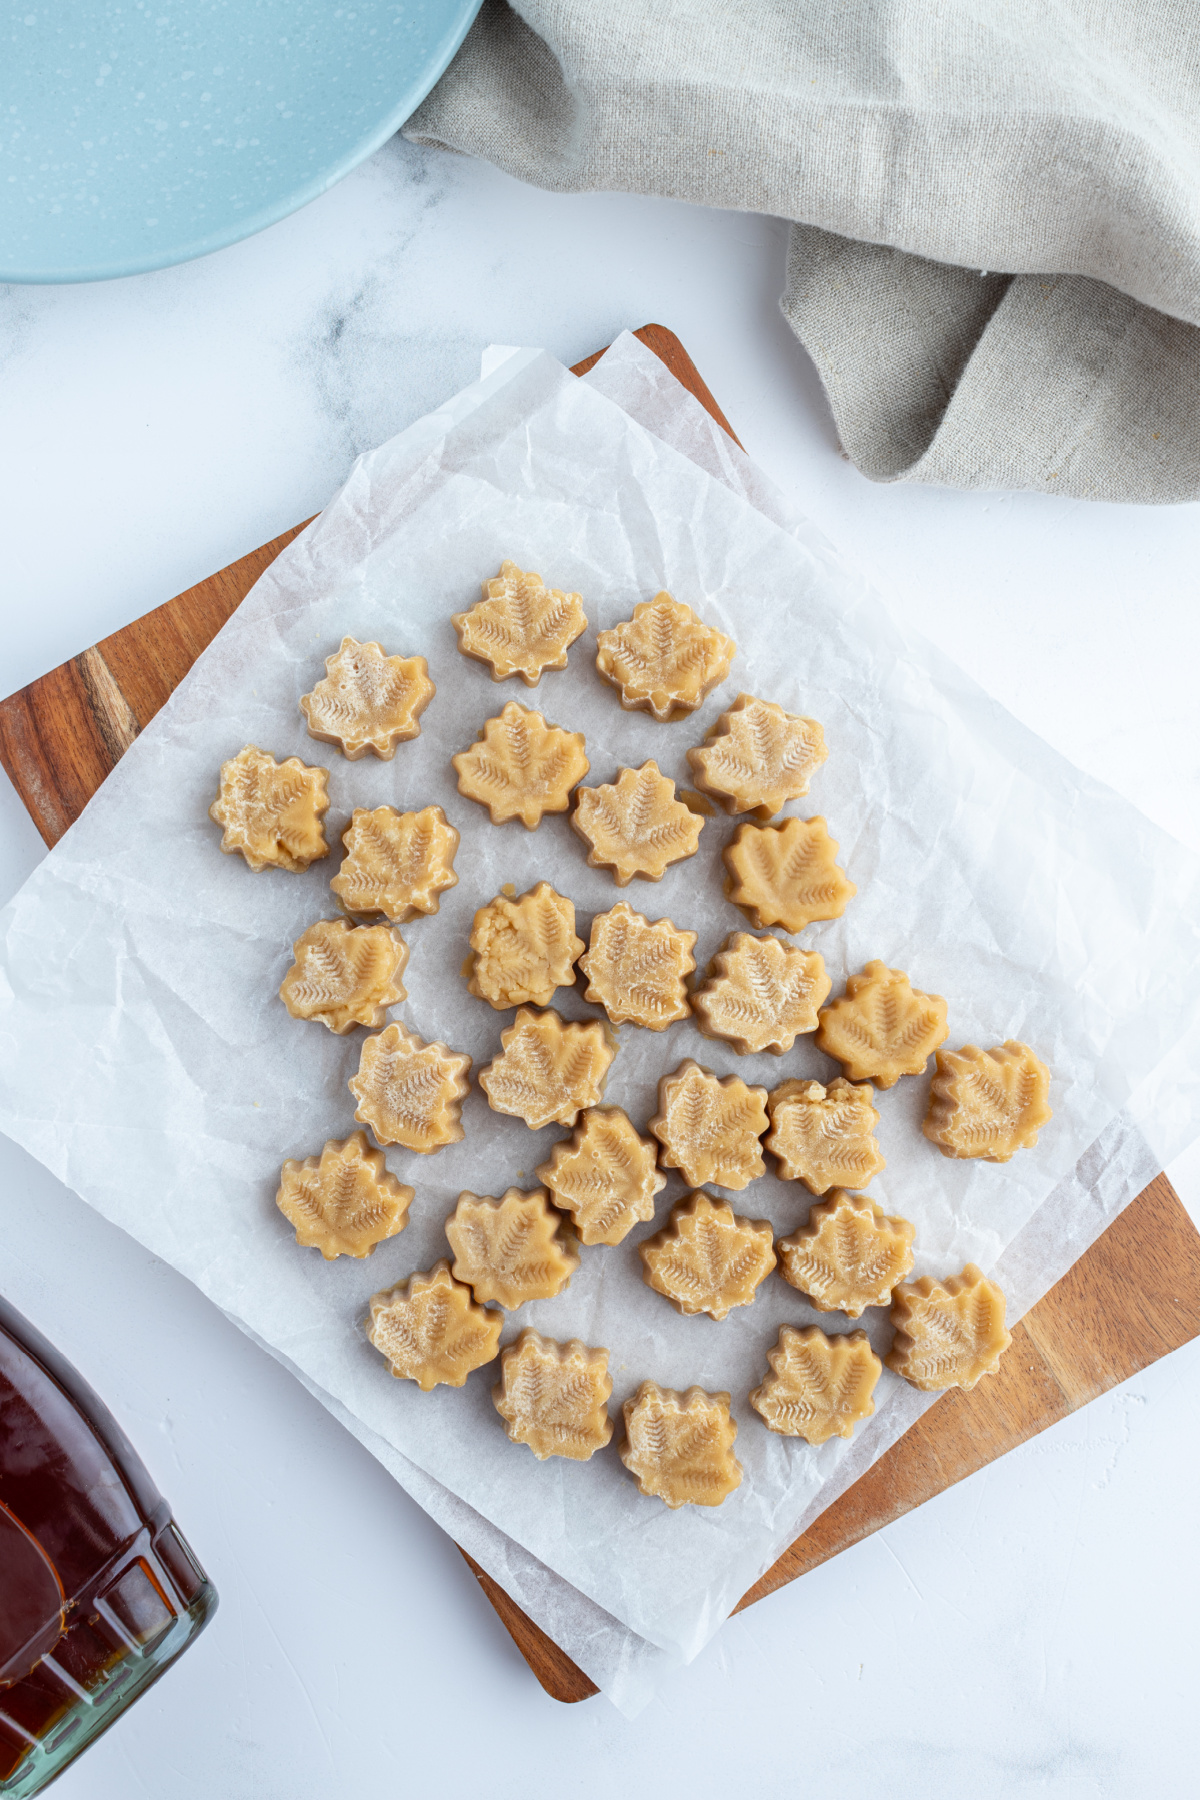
[2,337,1198,1714]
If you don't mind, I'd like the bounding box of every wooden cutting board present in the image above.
[3,325,1199,1706]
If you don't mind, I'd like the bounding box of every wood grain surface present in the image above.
[2,325,1197,1707]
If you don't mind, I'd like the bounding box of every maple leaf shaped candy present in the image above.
[750,1325,882,1444]
[692,932,831,1056]
[639,1191,776,1321]
[687,693,828,820]
[922,1041,1052,1162]
[886,1264,1012,1391]
[445,1187,579,1308]
[452,702,590,829]
[595,591,735,722]
[571,761,704,886]
[478,1007,614,1130]
[331,805,459,923]
[276,1132,414,1260]
[816,960,949,1088]
[649,1059,769,1191]
[777,1188,915,1318]
[537,1105,666,1246]
[452,559,588,686]
[722,816,855,933]
[349,1022,472,1152]
[620,1382,742,1508]
[279,918,408,1034]
[299,636,435,759]
[492,1329,613,1461]
[210,744,330,872]
[578,901,695,1030]
[366,1261,502,1391]
[467,883,584,1011]
[765,1077,886,1194]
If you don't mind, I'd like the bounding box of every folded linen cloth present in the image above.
[406,0,1200,503]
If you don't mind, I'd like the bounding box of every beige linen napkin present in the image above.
[406,0,1200,502]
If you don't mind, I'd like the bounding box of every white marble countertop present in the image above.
[2,137,1198,1797]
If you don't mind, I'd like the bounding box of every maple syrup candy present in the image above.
[578,901,695,1030]
[571,762,704,885]
[649,1059,769,1191]
[331,804,459,923]
[640,1191,776,1321]
[210,744,330,872]
[492,1329,614,1461]
[692,932,831,1055]
[467,883,584,1011]
[299,636,435,759]
[886,1264,1012,1391]
[687,693,828,820]
[620,1381,742,1508]
[816,959,948,1088]
[776,1188,915,1318]
[349,1022,472,1152]
[367,1261,503,1391]
[445,1187,579,1308]
[750,1325,882,1445]
[595,591,735,722]
[922,1040,1052,1161]
[453,559,588,686]
[279,918,408,1034]
[722,816,855,934]
[452,701,590,828]
[276,1133,414,1260]
[765,1077,886,1194]
[478,1006,614,1131]
[536,1105,666,1246]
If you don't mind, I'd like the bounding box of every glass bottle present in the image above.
[0,1294,216,1796]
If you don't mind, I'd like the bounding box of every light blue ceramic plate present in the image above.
[1,0,482,283]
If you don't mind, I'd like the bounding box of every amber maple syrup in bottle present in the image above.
[0,1295,216,1795]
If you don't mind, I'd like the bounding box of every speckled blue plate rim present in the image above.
[1,0,482,287]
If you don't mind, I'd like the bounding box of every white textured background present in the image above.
[2,137,1198,1797]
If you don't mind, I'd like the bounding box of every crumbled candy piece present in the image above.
[279,918,407,1034]
[331,805,459,923]
[722,815,855,933]
[639,1191,776,1321]
[776,1188,915,1318]
[886,1264,1012,1391]
[492,1329,613,1461]
[452,559,588,686]
[922,1040,1052,1161]
[577,901,695,1030]
[692,931,830,1055]
[571,761,704,885]
[620,1381,742,1508]
[210,744,329,873]
[276,1133,413,1259]
[467,883,583,1010]
[750,1325,882,1444]
[445,1187,578,1308]
[299,636,434,759]
[686,692,827,819]
[537,1106,666,1246]
[595,591,735,722]
[816,959,948,1089]
[366,1261,502,1391]
[452,702,590,829]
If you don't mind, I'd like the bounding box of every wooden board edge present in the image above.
[457,1550,599,1703]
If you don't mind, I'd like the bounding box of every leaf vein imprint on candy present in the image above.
[777,1188,915,1318]
[453,560,588,685]
[276,1133,413,1260]
[279,918,408,1033]
[330,805,459,922]
[578,901,696,1029]
[478,1006,615,1131]
[452,702,590,828]
[815,959,949,1088]
[620,1382,742,1508]
[349,1022,472,1152]
[722,815,855,933]
[639,1191,776,1320]
[765,1076,886,1193]
[571,761,704,885]
[649,1059,769,1191]
[445,1187,578,1308]
[692,931,831,1055]
[923,1041,1052,1161]
[537,1106,666,1245]
[299,636,435,759]
[687,692,828,819]
[493,1330,613,1461]
[595,590,735,721]
[750,1325,882,1443]
[210,744,330,872]
[367,1261,502,1391]
[887,1264,1012,1390]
